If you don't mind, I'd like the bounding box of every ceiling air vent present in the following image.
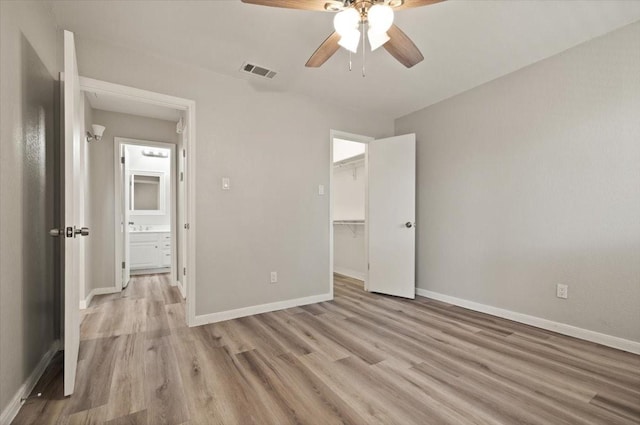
[241,62,277,79]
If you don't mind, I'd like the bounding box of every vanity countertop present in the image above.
[129,226,170,233]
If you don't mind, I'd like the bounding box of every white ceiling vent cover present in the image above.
[240,62,277,79]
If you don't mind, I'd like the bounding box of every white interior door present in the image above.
[122,146,131,287]
[177,126,188,297]
[62,30,86,396]
[367,134,416,299]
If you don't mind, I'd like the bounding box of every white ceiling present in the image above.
[85,90,182,122]
[51,1,640,119]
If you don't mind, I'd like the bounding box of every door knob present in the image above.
[49,228,63,237]
[405,222,415,228]
[74,226,90,237]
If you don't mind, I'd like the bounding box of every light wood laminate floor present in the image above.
[12,274,640,425]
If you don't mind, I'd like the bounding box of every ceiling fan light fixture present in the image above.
[333,8,360,36]
[367,4,394,33]
[367,29,390,51]
[338,29,361,53]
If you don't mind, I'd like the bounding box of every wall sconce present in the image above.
[86,124,106,142]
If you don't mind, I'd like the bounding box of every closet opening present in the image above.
[330,131,373,294]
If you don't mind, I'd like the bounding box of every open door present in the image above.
[121,145,131,288]
[367,134,416,299]
[60,30,88,396]
[177,119,188,298]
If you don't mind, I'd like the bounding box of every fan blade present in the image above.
[393,0,446,10]
[241,0,330,12]
[383,24,424,68]
[306,32,341,67]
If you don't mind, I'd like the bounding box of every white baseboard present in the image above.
[0,340,60,425]
[416,288,640,355]
[192,292,333,327]
[79,287,121,310]
[334,267,366,281]
[176,280,186,299]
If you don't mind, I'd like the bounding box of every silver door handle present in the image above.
[49,228,63,237]
[74,226,90,237]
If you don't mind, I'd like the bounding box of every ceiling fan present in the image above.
[240,0,444,69]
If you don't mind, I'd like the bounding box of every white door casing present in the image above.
[62,29,83,396]
[367,134,416,299]
[122,145,131,287]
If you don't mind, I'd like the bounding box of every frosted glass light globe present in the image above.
[367,29,390,51]
[368,5,394,33]
[334,8,361,36]
[338,30,361,53]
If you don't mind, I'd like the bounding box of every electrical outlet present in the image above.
[556,284,568,299]
[270,271,278,284]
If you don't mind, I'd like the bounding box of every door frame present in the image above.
[329,130,374,298]
[114,138,177,289]
[79,76,197,326]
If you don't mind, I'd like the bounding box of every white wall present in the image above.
[395,22,640,342]
[73,36,394,316]
[0,0,60,416]
[333,161,366,279]
[333,162,366,221]
[85,109,178,292]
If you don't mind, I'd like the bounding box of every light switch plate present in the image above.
[318,184,325,195]
[222,177,230,190]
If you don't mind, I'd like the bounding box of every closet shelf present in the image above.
[333,220,365,225]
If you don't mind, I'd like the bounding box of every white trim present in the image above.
[333,267,366,282]
[416,288,640,355]
[329,130,373,298]
[79,287,121,310]
[79,76,197,328]
[176,280,186,299]
[114,138,177,293]
[0,340,60,425]
[192,293,333,326]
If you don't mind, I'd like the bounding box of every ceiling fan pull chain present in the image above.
[349,51,352,72]
[362,21,366,77]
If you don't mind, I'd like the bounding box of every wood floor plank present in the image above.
[104,410,147,425]
[105,333,146,421]
[12,273,640,425]
[144,335,189,425]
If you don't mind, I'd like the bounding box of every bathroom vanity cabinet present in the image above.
[130,231,171,271]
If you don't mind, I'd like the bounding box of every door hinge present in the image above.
[180,171,184,182]
[122,261,126,269]
[183,267,186,276]
[182,149,186,158]
[120,156,125,164]
[184,223,190,230]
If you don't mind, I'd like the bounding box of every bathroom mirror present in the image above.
[130,171,165,214]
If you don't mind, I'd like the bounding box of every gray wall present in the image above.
[73,36,394,315]
[0,0,60,415]
[395,22,640,342]
[86,109,178,292]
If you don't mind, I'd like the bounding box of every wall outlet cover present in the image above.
[270,271,278,283]
[556,284,568,299]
